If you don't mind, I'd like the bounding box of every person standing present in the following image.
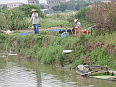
[29,9,39,34]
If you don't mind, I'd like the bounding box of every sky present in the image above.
[0,0,47,4]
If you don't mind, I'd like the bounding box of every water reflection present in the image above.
[41,73,78,87]
[0,61,37,87]
[0,57,116,87]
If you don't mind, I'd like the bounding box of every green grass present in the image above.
[39,17,70,29]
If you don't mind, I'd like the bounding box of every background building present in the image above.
[28,0,39,5]
[47,0,66,8]
[7,2,23,9]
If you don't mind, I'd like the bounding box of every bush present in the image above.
[37,45,64,65]
[18,4,45,18]
[86,1,116,34]
[1,9,28,30]
[69,58,83,69]
[90,47,113,66]
[0,33,5,43]
[75,7,90,18]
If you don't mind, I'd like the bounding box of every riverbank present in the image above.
[0,30,116,70]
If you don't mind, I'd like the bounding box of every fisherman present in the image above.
[72,18,81,36]
[74,18,81,28]
[29,9,39,34]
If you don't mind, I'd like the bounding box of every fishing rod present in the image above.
[22,23,30,30]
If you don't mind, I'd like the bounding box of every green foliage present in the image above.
[1,9,28,30]
[60,3,67,12]
[39,17,69,29]
[86,1,116,35]
[52,5,60,11]
[37,45,64,64]
[90,47,113,66]
[75,7,90,18]
[0,33,4,39]
[109,60,116,70]
[52,1,90,12]
[52,3,67,12]
[69,58,83,69]
[0,33,5,43]
[66,2,75,11]
[18,4,45,18]
[75,1,90,11]
[1,29,116,71]
[0,12,6,29]
[75,3,80,11]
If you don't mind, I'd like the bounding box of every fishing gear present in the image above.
[22,23,29,30]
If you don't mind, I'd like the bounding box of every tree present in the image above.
[75,1,89,11]
[59,3,67,12]
[75,3,80,11]
[66,2,75,10]
[18,4,45,18]
[52,5,60,11]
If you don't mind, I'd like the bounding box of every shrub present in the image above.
[37,45,64,65]
[90,47,113,66]
[75,7,90,18]
[86,1,116,34]
[18,4,45,18]
[1,9,28,30]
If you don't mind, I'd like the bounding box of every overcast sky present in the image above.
[0,0,47,4]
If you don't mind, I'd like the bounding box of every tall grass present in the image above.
[1,9,29,30]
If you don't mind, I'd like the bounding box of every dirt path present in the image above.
[16,27,61,33]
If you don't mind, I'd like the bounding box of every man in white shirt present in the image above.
[72,18,81,36]
[29,9,39,34]
[74,18,81,28]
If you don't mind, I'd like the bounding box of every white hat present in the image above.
[74,18,78,23]
[31,9,37,12]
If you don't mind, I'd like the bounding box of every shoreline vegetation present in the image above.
[0,31,116,70]
[0,2,116,71]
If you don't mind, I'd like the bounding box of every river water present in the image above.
[0,56,116,87]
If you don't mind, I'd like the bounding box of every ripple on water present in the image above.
[0,62,37,87]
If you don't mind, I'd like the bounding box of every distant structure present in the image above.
[7,2,23,9]
[84,0,111,3]
[98,0,111,3]
[28,0,39,5]
[47,0,66,8]
[40,3,48,9]
[41,9,53,14]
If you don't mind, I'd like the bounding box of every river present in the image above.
[0,56,116,87]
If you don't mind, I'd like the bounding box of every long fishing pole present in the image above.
[22,23,29,30]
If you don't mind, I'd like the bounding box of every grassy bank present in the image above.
[1,30,116,70]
